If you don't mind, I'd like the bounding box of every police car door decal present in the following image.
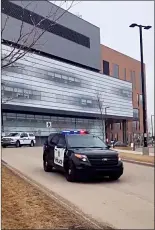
[54,146,65,167]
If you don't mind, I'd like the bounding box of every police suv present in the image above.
[1,132,36,148]
[43,130,124,182]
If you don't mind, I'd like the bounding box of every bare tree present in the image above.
[1,0,77,69]
[96,92,106,141]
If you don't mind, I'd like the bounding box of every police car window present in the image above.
[48,133,56,144]
[51,135,59,145]
[29,133,34,137]
[20,133,25,138]
[23,133,28,137]
[67,135,107,148]
[58,136,66,147]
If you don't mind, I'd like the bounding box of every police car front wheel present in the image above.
[16,140,20,148]
[65,163,76,182]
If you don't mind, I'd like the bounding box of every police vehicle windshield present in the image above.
[67,135,107,148]
[7,132,19,137]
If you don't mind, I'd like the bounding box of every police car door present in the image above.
[54,134,66,170]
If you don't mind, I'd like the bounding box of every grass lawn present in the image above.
[119,152,154,164]
[2,165,100,229]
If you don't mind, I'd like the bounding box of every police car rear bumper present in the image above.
[75,161,123,176]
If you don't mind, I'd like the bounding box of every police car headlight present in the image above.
[75,154,89,162]
[118,154,121,161]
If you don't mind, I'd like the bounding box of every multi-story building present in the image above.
[2,0,134,144]
[101,45,146,143]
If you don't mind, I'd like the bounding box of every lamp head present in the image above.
[144,25,152,30]
[129,23,138,28]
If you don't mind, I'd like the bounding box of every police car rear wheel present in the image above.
[43,159,53,172]
[30,141,34,147]
[65,163,76,182]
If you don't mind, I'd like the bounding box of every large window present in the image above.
[133,108,139,118]
[103,60,110,75]
[139,94,143,105]
[2,83,41,101]
[115,123,121,130]
[133,121,136,129]
[132,121,140,130]
[113,64,119,78]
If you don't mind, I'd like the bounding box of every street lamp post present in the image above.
[151,115,154,137]
[129,23,151,153]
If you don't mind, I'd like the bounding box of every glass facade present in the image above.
[3,113,105,139]
[2,44,133,118]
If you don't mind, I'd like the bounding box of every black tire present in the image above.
[2,145,6,148]
[30,140,34,147]
[16,140,20,148]
[43,157,53,172]
[65,162,76,182]
[110,174,121,181]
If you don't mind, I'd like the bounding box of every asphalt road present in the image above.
[2,147,154,229]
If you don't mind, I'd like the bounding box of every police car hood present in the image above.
[71,148,118,156]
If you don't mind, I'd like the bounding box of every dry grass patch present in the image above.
[2,165,103,229]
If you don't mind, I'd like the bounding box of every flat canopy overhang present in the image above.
[2,104,135,121]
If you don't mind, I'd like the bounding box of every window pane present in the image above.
[51,135,59,145]
[113,64,119,78]
[58,136,66,146]
[133,109,139,118]
[55,73,61,79]
[103,60,110,75]
[132,121,136,128]
[139,95,143,104]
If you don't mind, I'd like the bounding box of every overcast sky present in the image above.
[62,1,154,119]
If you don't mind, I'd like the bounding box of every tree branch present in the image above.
[2,1,75,69]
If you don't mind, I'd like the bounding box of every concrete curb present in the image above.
[2,161,115,230]
[122,158,154,167]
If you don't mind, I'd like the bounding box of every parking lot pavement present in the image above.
[2,147,154,229]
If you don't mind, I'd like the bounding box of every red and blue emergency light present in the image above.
[61,130,89,135]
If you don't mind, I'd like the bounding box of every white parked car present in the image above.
[1,132,36,148]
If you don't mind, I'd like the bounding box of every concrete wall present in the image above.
[2,0,101,71]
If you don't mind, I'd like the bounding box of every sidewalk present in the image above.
[115,148,154,157]
[115,148,154,166]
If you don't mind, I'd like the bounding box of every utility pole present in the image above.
[129,23,152,154]
[151,115,154,137]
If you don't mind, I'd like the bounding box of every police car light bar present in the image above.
[62,130,88,134]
